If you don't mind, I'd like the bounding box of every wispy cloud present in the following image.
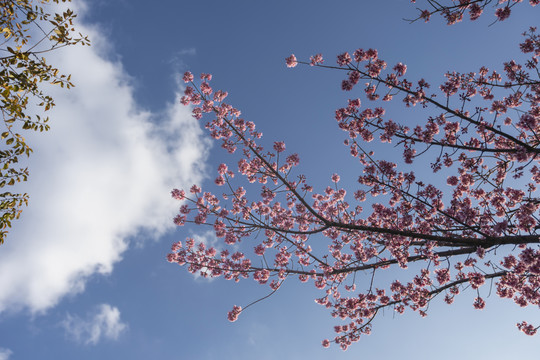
[0,3,209,314]
[175,48,197,56]
[0,348,12,360]
[168,47,197,72]
[62,304,127,345]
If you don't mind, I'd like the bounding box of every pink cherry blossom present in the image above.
[182,71,194,83]
[273,141,286,153]
[286,54,297,68]
[310,53,324,66]
[227,305,242,322]
[495,6,511,21]
[171,188,185,200]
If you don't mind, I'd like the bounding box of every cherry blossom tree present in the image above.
[168,1,540,350]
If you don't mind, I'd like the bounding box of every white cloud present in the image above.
[0,3,209,314]
[62,304,127,345]
[0,348,12,360]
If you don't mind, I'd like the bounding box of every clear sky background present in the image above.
[0,1,539,359]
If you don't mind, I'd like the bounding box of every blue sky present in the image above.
[0,1,539,359]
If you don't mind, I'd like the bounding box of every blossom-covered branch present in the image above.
[409,0,539,24]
